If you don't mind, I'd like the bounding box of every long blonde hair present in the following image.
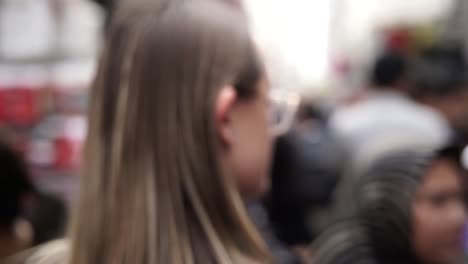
[68,0,269,263]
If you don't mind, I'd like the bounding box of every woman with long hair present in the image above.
[311,146,467,264]
[19,0,273,263]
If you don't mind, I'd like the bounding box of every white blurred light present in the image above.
[462,145,468,170]
[246,0,331,88]
[334,0,455,63]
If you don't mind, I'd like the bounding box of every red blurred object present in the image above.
[385,28,411,54]
[0,90,7,121]
[0,87,40,126]
[53,116,86,169]
[54,137,73,169]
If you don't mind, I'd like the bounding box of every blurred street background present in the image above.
[2,0,468,262]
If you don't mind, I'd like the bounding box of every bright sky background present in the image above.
[244,0,454,93]
[245,0,332,90]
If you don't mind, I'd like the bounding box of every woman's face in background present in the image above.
[412,158,467,264]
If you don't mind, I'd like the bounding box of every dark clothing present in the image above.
[267,121,346,246]
[248,203,300,264]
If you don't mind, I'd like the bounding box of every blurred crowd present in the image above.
[1,0,468,263]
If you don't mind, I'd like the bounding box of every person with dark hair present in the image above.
[330,51,452,219]
[371,51,408,90]
[0,142,34,258]
[411,45,468,135]
[331,51,451,161]
[311,146,467,264]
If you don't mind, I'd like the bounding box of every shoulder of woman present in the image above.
[5,239,69,264]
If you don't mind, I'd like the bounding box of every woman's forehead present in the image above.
[419,159,462,192]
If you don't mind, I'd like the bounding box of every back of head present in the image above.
[410,45,468,128]
[371,52,408,90]
[410,45,467,99]
[311,151,433,264]
[355,152,432,263]
[69,0,268,263]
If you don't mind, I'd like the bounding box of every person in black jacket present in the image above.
[267,103,346,249]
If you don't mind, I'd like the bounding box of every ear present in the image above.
[215,86,237,146]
